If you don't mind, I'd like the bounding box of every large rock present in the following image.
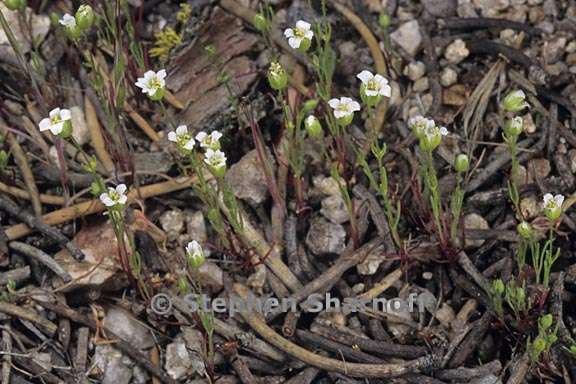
[0,4,50,65]
[102,307,154,350]
[305,216,346,256]
[225,149,275,206]
[422,0,457,17]
[390,20,422,57]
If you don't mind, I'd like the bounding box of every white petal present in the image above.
[284,28,294,38]
[554,194,564,206]
[39,118,51,131]
[195,131,207,142]
[168,131,177,142]
[543,193,553,205]
[118,195,128,205]
[356,70,373,84]
[157,69,167,80]
[135,78,146,89]
[334,110,347,119]
[340,97,353,104]
[211,131,223,141]
[49,108,60,119]
[296,20,311,31]
[183,139,195,150]
[439,127,449,136]
[100,195,114,207]
[304,30,314,40]
[50,122,64,135]
[176,125,188,136]
[349,101,361,112]
[328,99,340,109]
[365,89,379,97]
[60,109,71,120]
[380,83,392,97]
[116,184,127,195]
[143,70,155,80]
[288,37,301,49]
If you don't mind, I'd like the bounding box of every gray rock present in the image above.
[93,345,133,384]
[473,0,509,16]
[440,67,458,87]
[320,194,349,224]
[464,213,489,248]
[390,20,422,57]
[413,77,430,92]
[134,151,173,174]
[165,336,193,380]
[70,106,90,145]
[444,39,469,64]
[422,0,457,17]
[159,209,185,241]
[0,4,50,65]
[102,307,154,350]
[186,210,208,243]
[357,245,385,275]
[305,217,346,256]
[197,261,224,292]
[404,61,426,81]
[225,149,274,206]
[182,327,209,376]
[469,374,502,384]
[543,37,567,64]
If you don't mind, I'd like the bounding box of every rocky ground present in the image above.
[0,0,576,383]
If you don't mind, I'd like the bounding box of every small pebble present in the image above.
[404,61,426,81]
[444,39,469,64]
[440,67,458,87]
[413,77,429,92]
[422,271,434,280]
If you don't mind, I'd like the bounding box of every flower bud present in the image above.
[267,62,287,91]
[516,221,533,239]
[539,314,553,331]
[253,13,268,31]
[532,337,546,355]
[58,120,73,139]
[3,0,26,11]
[305,115,322,138]
[378,13,391,28]
[186,241,205,269]
[502,90,529,113]
[454,154,469,173]
[302,99,318,114]
[336,113,354,127]
[543,193,564,221]
[75,5,95,30]
[492,279,505,296]
[504,116,523,137]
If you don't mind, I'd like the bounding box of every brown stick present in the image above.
[234,283,439,378]
[0,302,57,336]
[0,181,67,205]
[9,241,72,282]
[84,94,114,173]
[4,176,197,240]
[33,300,177,384]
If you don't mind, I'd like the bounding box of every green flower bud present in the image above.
[75,4,95,30]
[253,13,268,31]
[297,37,311,52]
[177,276,190,294]
[302,99,319,114]
[419,125,448,152]
[532,337,546,355]
[186,241,205,269]
[492,279,505,295]
[336,113,354,127]
[305,115,322,138]
[58,120,73,138]
[504,116,523,137]
[148,87,165,101]
[3,0,26,11]
[267,62,287,91]
[454,153,469,173]
[502,90,529,113]
[378,13,391,28]
[539,314,553,331]
[516,221,533,239]
[516,286,525,303]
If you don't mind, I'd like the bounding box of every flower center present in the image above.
[367,79,378,90]
[294,28,306,39]
[147,77,161,91]
[109,191,120,201]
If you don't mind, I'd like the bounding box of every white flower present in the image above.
[135,69,167,97]
[38,108,72,135]
[284,20,314,49]
[59,14,76,29]
[328,97,361,119]
[99,184,128,207]
[185,240,205,268]
[408,115,435,137]
[168,125,195,150]
[356,70,391,97]
[204,149,227,169]
[195,131,223,149]
[543,193,564,220]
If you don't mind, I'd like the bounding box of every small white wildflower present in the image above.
[502,89,529,113]
[168,125,195,151]
[135,69,167,100]
[356,70,391,98]
[542,193,564,221]
[420,123,448,152]
[328,97,361,119]
[284,20,313,50]
[408,115,435,138]
[38,108,72,137]
[204,149,227,172]
[59,14,77,29]
[195,131,223,150]
[504,116,523,137]
[185,240,205,268]
[99,184,128,207]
